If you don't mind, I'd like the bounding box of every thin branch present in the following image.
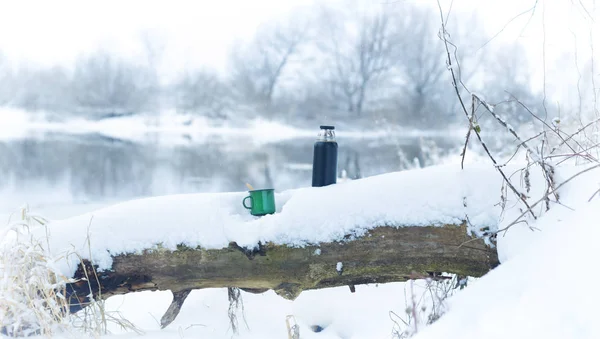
[554,141,600,166]
[444,0,454,25]
[506,92,582,155]
[499,131,545,167]
[437,0,536,219]
[541,1,549,120]
[497,163,600,235]
[460,128,472,169]
[458,164,600,248]
[570,26,584,120]
[460,96,476,169]
[588,188,600,202]
[551,117,600,154]
[519,0,541,37]
[577,0,595,22]
[437,1,470,121]
[477,0,540,51]
[472,122,537,218]
[473,94,561,202]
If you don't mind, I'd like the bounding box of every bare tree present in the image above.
[173,69,232,119]
[479,43,541,125]
[11,65,73,115]
[71,51,157,118]
[317,6,399,118]
[387,5,488,128]
[139,29,167,71]
[0,52,13,106]
[229,15,309,114]
[139,30,167,117]
[392,6,449,126]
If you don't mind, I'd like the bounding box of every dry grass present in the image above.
[0,205,71,337]
[0,205,141,338]
[390,274,463,338]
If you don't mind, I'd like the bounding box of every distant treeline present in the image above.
[0,2,542,128]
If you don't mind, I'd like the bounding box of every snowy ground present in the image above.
[2,156,600,338]
[414,165,600,339]
[98,283,422,339]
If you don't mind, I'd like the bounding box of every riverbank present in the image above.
[0,108,467,144]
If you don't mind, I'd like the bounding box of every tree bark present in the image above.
[65,223,497,314]
[160,289,191,328]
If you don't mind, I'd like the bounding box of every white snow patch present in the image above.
[0,108,30,140]
[92,282,417,339]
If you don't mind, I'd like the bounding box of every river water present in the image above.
[0,131,467,211]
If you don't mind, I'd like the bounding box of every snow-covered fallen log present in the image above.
[49,163,518,323]
[65,222,498,308]
[7,162,547,331]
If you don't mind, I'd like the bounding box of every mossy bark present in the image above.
[67,224,497,311]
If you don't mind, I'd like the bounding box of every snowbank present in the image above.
[25,162,546,277]
[414,197,600,339]
[409,162,600,339]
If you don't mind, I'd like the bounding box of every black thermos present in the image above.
[312,125,338,187]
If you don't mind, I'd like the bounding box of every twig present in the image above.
[436,1,470,121]
[473,94,560,202]
[460,129,472,169]
[554,141,600,166]
[477,0,540,51]
[499,131,545,167]
[551,117,600,154]
[227,287,248,335]
[496,163,600,235]
[471,103,537,218]
[460,95,476,169]
[588,188,600,202]
[506,92,583,155]
[285,315,300,339]
[541,1,549,120]
[458,136,600,246]
[472,94,539,160]
[389,311,409,327]
[437,1,537,219]
[185,323,207,330]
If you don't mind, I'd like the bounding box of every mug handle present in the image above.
[243,196,253,209]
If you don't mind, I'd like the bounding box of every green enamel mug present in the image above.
[243,189,276,216]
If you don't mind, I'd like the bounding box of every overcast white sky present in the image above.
[0,0,314,72]
[0,0,598,106]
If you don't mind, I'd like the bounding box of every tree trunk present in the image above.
[66,223,498,313]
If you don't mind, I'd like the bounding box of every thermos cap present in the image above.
[320,125,335,130]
